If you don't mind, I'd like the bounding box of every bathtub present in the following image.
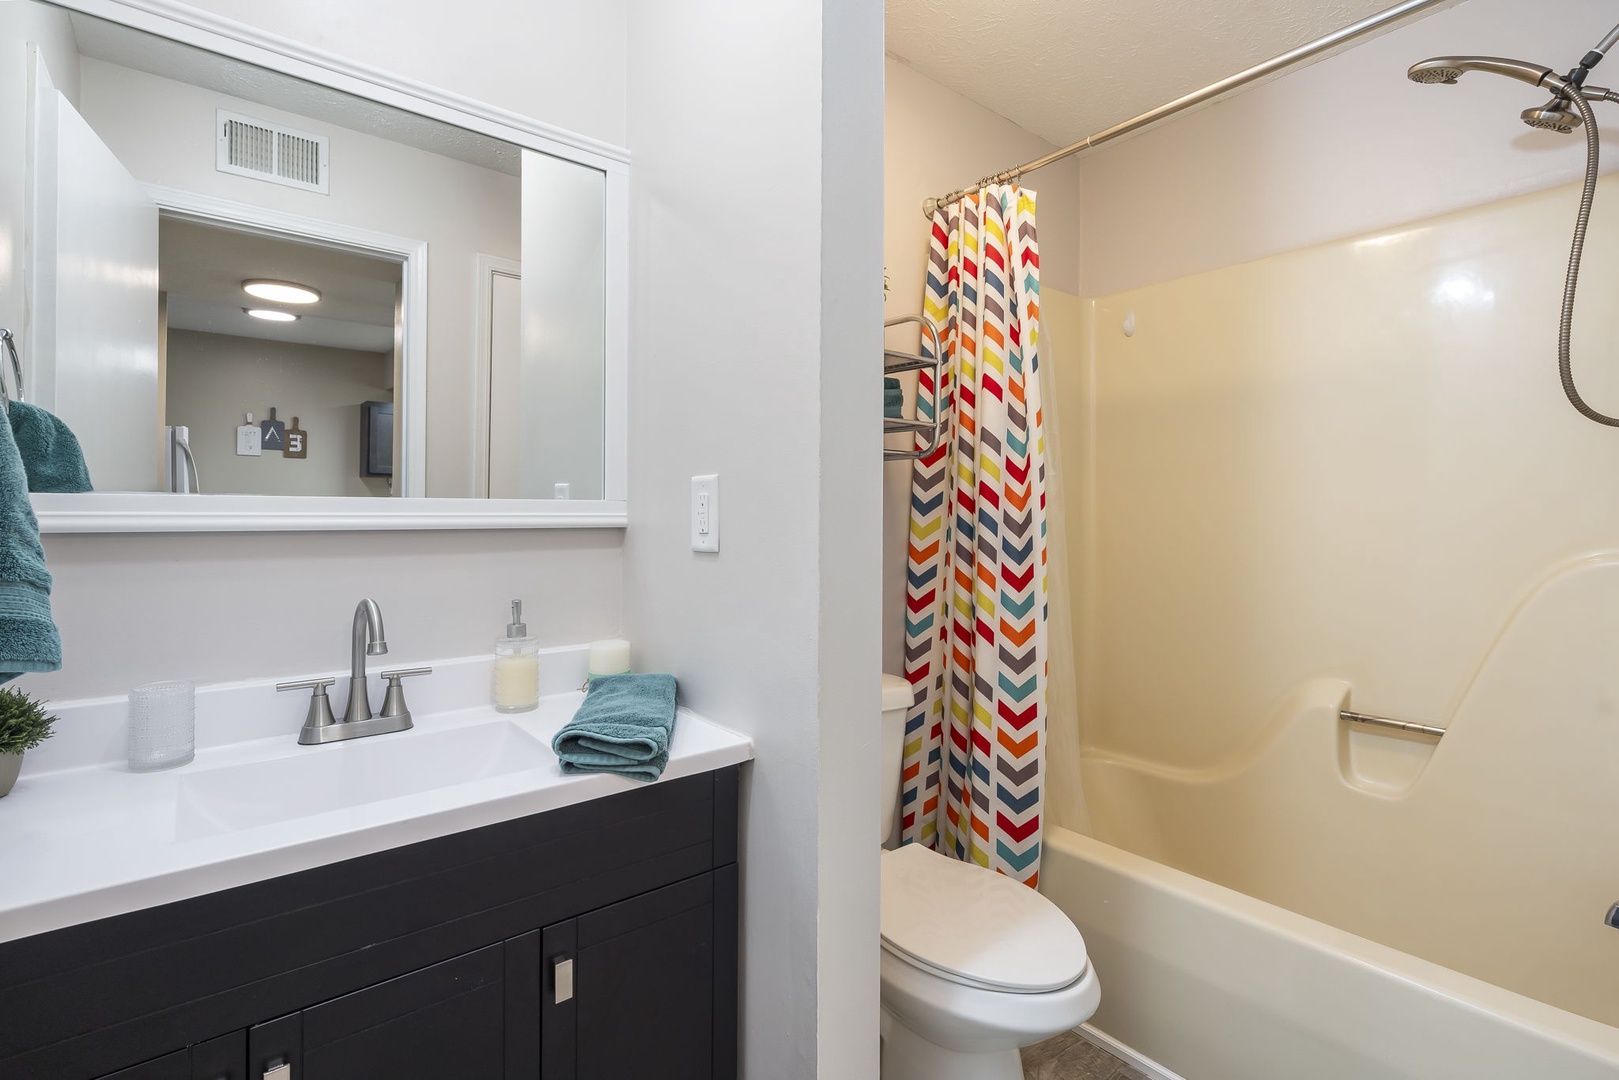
[1042,826,1619,1080]
[1038,556,1619,1078]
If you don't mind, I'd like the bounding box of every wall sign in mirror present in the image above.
[0,0,627,530]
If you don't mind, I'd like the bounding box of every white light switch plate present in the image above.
[691,474,719,552]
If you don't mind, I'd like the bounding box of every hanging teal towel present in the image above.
[9,402,91,493]
[552,673,677,782]
[0,405,61,682]
[884,376,904,419]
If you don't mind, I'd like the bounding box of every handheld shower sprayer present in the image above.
[1405,56,1565,90]
[1407,25,1619,427]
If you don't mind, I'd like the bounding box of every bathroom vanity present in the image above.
[0,660,750,1080]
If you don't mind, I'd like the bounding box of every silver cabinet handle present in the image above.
[264,1064,292,1080]
[553,956,575,1004]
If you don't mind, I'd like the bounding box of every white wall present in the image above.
[818,3,884,1071]
[1077,0,1619,295]
[623,0,882,1075]
[0,0,628,709]
[76,57,520,498]
[166,329,391,498]
[20,528,624,700]
[881,56,1082,674]
[168,0,628,148]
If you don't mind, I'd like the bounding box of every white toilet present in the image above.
[879,674,1100,1080]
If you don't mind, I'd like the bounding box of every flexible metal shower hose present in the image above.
[1558,86,1619,425]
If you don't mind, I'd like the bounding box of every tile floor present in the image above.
[1021,1028,1154,1080]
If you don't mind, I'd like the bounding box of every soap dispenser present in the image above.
[493,599,539,713]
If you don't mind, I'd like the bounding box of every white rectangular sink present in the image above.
[175,719,553,838]
[0,654,754,947]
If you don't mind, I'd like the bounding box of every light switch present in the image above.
[691,474,719,552]
[554,482,570,499]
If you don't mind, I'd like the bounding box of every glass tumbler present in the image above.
[127,680,196,771]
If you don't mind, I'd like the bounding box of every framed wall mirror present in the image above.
[0,0,627,531]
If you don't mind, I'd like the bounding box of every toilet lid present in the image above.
[880,844,1088,994]
[881,674,914,712]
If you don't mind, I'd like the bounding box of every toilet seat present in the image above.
[880,844,1088,994]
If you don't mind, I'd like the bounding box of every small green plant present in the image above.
[0,687,56,755]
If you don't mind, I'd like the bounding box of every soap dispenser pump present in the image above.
[493,599,539,713]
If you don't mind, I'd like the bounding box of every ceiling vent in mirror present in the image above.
[216,110,329,194]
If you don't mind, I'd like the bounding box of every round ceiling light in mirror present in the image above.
[242,279,321,305]
[244,308,299,322]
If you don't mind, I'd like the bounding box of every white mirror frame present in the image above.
[31,0,628,533]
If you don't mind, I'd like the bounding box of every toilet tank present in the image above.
[881,674,914,845]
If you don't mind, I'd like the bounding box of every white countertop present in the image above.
[0,650,752,944]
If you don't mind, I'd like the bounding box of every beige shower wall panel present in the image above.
[1040,288,1092,835]
[1085,175,1619,771]
[1080,550,1619,1026]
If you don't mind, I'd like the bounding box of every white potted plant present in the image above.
[0,687,56,798]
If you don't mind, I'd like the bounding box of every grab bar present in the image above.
[1340,709,1446,739]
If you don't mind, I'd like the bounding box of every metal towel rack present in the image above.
[0,329,23,409]
[884,314,943,462]
[1340,708,1446,739]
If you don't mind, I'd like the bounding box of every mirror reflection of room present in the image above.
[160,221,400,498]
[10,2,608,502]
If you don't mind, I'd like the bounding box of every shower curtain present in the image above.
[900,185,1049,886]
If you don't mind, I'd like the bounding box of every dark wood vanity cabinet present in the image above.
[0,767,740,1080]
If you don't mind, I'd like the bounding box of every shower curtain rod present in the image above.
[922,0,1458,217]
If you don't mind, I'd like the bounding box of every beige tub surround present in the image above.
[1082,550,1619,1026]
[1038,166,1619,1072]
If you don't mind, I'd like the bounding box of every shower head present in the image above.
[1522,96,1584,133]
[1407,55,1570,92]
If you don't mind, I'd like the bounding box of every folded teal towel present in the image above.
[884,376,904,419]
[0,405,61,682]
[9,402,91,493]
[552,673,677,782]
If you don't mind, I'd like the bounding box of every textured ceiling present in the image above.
[887,0,1420,146]
[161,218,400,353]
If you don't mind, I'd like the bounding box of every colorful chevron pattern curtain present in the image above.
[900,185,1049,886]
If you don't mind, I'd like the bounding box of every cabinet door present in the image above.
[190,1030,245,1080]
[542,872,719,1080]
[300,944,505,1080]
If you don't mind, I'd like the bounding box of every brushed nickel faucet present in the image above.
[344,598,387,723]
[276,599,431,745]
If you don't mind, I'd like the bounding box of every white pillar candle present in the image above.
[588,638,632,677]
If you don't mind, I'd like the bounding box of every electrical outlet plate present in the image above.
[691,474,719,552]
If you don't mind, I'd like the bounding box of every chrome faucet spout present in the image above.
[344,598,388,723]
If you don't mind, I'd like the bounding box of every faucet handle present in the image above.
[278,678,338,744]
[378,667,432,724]
[277,677,336,693]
